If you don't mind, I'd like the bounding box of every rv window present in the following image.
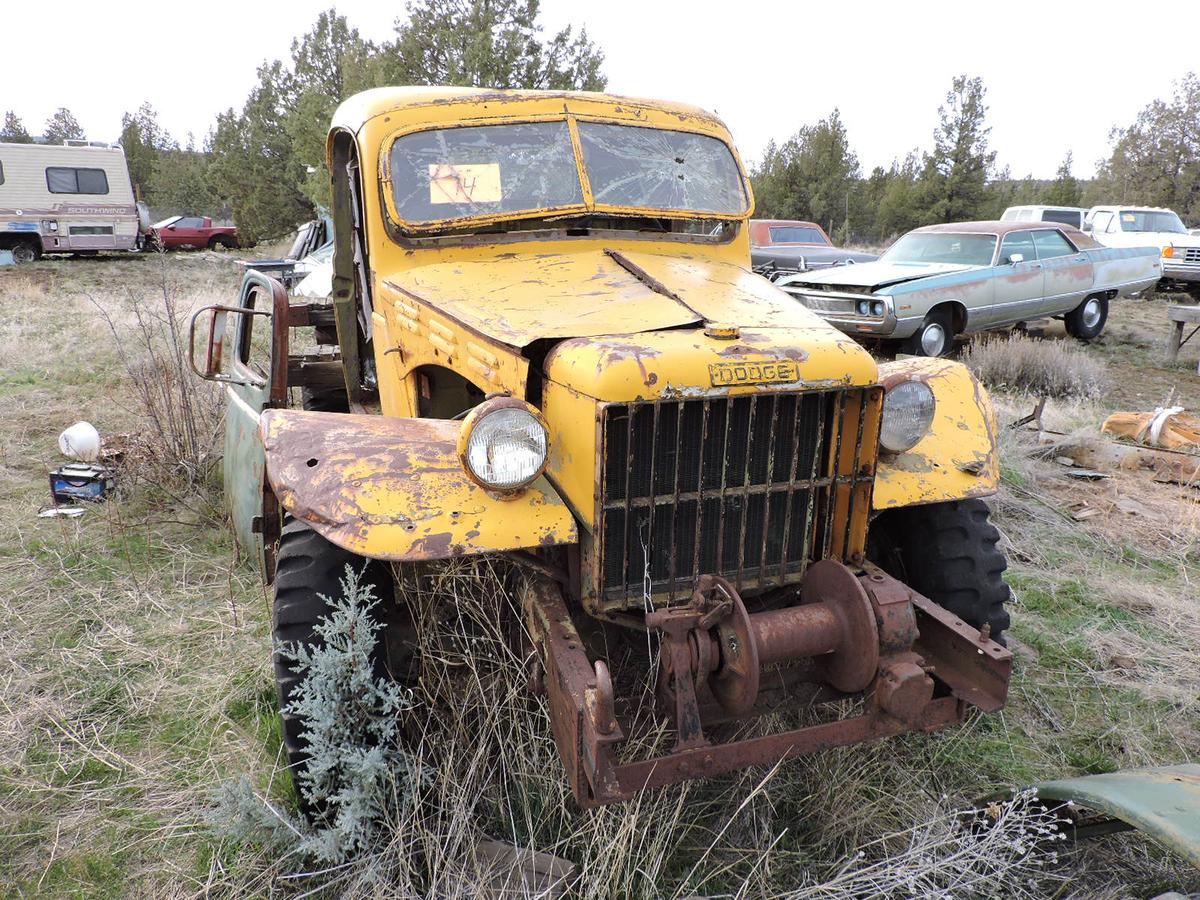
[68,225,114,236]
[0,161,4,185]
[46,167,110,195]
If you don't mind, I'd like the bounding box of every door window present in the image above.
[1031,228,1077,259]
[174,217,204,228]
[999,230,1037,264]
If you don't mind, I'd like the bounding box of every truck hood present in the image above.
[784,259,978,292]
[382,248,845,348]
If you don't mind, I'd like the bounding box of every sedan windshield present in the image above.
[1119,209,1186,234]
[882,232,997,266]
[388,119,745,227]
[152,216,181,229]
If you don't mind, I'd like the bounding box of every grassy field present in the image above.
[0,254,1197,897]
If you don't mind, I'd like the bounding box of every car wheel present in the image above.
[901,308,954,357]
[11,242,39,264]
[1064,295,1108,341]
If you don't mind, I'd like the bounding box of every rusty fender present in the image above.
[872,357,1000,511]
[260,409,578,560]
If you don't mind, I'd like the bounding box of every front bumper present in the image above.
[1162,260,1200,284]
[778,286,900,337]
[523,561,1012,806]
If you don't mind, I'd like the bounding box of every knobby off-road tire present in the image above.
[900,308,955,357]
[867,498,1011,643]
[1064,294,1108,341]
[272,518,395,820]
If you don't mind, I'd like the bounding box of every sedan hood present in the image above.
[786,259,979,292]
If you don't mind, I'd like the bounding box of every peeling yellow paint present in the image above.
[872,358,999,510]
[260,410,577,560]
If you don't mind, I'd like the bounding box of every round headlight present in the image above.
[857,300,870,315]
[459,400,549,491]
[880,381,935,453]
[871,301,885,316]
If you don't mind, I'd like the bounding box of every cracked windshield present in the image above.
[389,120,744,225]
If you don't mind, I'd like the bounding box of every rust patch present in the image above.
[259,409,577,561]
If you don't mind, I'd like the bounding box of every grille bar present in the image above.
[597,387,879,606]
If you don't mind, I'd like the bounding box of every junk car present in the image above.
[192,86,1015,809]
[777,221,1161,356]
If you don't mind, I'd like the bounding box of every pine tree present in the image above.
[43,107,85,144]
[916,76,996,223]
[1043,152,1081,207]
[0,111,33,143]
[120,102,175,199]
[375,0,606,91]
[209,61,313,245]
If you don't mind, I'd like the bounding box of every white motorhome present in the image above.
[0,141,145,262]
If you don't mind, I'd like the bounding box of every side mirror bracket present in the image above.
[188,304,268,385]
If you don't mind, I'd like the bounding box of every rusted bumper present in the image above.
[521,561,1011,806]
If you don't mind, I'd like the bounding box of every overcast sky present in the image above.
[5,0,1191,179]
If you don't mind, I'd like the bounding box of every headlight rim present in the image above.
[879,379,936,454]
[456,396,550,494]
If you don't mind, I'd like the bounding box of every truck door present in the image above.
[190,272,289,579]
[1033,228,1092,315]
[991,230,1045,326]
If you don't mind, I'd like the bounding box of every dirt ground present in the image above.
[0,254,1197,897]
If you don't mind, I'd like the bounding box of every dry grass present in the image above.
[0,257,1197,896]
[962,333,1110,400]
[210,559,1077,899]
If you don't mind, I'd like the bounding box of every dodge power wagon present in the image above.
[191,86,1014,810]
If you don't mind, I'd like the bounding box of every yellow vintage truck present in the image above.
[192,87,1013,810]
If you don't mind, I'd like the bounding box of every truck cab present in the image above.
[193,87,1013,810]
[1086,205,1200,295]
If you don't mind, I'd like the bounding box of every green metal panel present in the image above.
[1026,765,1200,867]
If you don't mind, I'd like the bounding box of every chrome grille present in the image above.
[596,387,878,606]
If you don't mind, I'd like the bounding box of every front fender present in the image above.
[872,358,999,511]
[260,410,578,560]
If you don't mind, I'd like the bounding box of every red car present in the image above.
[147,216,238,251]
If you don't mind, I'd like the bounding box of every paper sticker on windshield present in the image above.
[1121,213,1136,222]
[429,164,502,205]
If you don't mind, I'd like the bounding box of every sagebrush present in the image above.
[962,333,1109,399]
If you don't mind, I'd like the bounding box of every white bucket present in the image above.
[59,421,101,462]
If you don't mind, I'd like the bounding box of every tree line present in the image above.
[752,73,1200,245]
[2,4,1197,247]
[0,1,604,244]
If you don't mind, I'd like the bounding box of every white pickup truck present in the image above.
[1086,206,1200,297]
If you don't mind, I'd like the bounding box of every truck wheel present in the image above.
[301,386,349,413]
[901,309,954,357]
[272,518,397,820]
[1064,295,1108,341]
[867,498,1011,644]
[11,241,39,264]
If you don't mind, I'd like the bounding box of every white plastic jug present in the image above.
[59,421,101,462]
